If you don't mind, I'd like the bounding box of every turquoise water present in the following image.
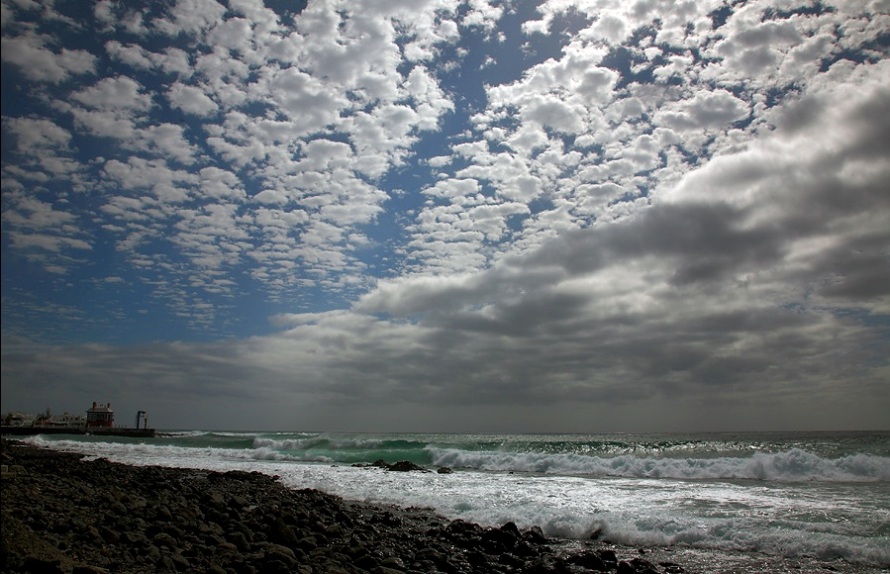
[25,430,890,568]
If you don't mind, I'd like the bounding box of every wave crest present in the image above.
[428,447,890,482]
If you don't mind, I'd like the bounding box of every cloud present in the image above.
[152,0,228,37]
[654,88,750,131]
[65,78,190,166]
[104,41,155,70]
[3,117,71,153]
[167,82,219,117]
[2,0,463,304]
[1,191,93,272]
[337,61,889,419]
[1,31,96,83]
[2,0,889,431]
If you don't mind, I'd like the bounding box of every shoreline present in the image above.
[0,426,156,438]
[1,439,880,574]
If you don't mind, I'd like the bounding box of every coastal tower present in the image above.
[86,402,114,428]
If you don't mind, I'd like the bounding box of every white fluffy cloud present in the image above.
[167,82,219,117]
[654,89,750,131]
[1,31,96,83]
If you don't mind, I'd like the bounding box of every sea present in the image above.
[21,430,890,573]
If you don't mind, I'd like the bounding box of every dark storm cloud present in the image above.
[345,76,890,421]
[527,200,787,286]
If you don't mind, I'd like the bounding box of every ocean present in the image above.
[21,430,890,572]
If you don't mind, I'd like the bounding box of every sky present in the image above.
[2,0,889,433]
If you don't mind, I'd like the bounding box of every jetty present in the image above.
[1,402,156,438]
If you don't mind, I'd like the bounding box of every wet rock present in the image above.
[259,559,290,574]
[22,557,66,574]
[387,460,427,472]
[521,557,567,574]
[168,551,191,569]
[380,556,406,569]
[227,529,251,550]
[354,553,380,570]
[629,556,657,571]
[599,549,618,565]
[498,552,525,568]
[152,531,178,549]
[482,522,520,552]
[524,525,548,544]
[264,548,297,569]
[567,550,608,571]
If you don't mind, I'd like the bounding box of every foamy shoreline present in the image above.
[2,439,883,574]
[0,439,676,573]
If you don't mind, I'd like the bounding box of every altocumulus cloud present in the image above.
[1,0,888,432]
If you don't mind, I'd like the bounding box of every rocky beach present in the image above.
[1,439,686,574]
[2,439,881,574]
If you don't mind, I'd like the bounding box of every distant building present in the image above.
[3,402,154,437]
[86,402,114,428]
[44,412,86,428]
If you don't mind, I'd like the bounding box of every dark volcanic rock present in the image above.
[568,549,609,571]
[385,460,427,472]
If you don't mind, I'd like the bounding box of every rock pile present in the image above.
[1,440,687,574]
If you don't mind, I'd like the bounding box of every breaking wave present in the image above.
[25,432,890,482]
[20,431,890,567]
[428,447,890,482]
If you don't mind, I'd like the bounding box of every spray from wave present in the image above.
[428,447,890,482]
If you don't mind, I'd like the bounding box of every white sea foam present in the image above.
[587,512,890,565]
[428,447,890,482]
[158,430,209,438]
[273,464,890,566]
[251,434,401,453]
[252,436,314,450]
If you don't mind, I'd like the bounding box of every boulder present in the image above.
[386,460,426,472]
[568,550,609,571]
[523,525,548,544]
